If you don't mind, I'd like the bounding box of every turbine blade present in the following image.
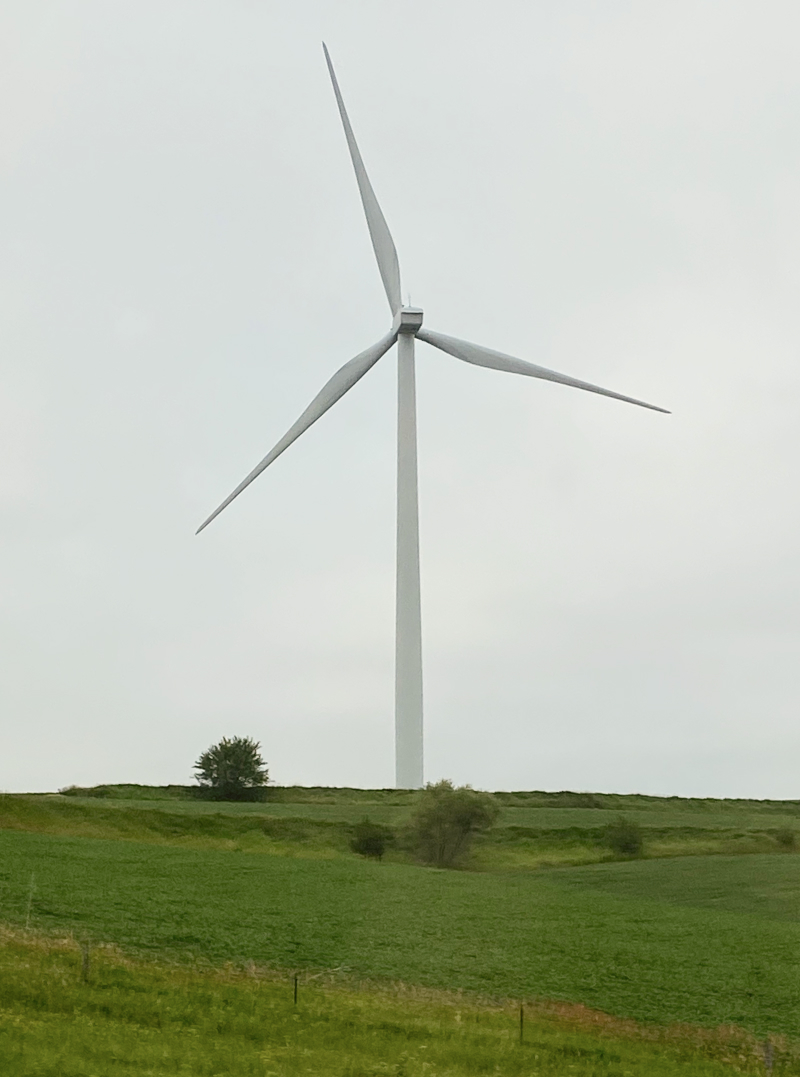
[197,331,397,533]
[323,43,402,316]
[418,328,670,414]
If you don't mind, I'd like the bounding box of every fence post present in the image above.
[293,974,298,1005]
[24,873,35,930]
[519,1004,524,1044]
[81,942,90,983]
[764,1039,774,1073]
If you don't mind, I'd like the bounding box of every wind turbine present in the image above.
[197,45,669,789]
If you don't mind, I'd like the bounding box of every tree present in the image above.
[349,818,394,861]
[194,736,269,801]
[406,780,498,868]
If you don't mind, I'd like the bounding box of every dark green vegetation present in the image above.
[406,779,499,867]
[3,930,788,1077]
[349,817,394,860]
[194,734,269,801]
[604,816,645,857]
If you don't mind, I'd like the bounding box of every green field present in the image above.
[1,830,798,1036]
[1,785,798,1072]
[6,785,800,868]
[1,929,784,1077]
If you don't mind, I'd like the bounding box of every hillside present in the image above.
[2,927,785,1076]
[1,784,798,1073]
[3,783,798,867]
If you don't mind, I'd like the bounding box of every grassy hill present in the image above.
[5,784,798,867]
[1,785,798,1072]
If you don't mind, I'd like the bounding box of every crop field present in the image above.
[1,786,798,1072]
[0,828,798,1037]
[2,928,788,1077]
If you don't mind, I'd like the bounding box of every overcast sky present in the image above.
[1,1,798,797]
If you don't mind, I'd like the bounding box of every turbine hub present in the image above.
[394,306,424,335]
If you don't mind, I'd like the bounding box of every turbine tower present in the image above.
[197,45,669,789]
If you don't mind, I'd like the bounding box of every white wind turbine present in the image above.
[198,45,669,789]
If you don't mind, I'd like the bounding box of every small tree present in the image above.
[194,736,269,801]
[350,818,394,861]
[604,816,644,857]
[406,780,498,868]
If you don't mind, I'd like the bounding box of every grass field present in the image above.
[1,827,798,1038]
[3,928,790,1077]
[2,785,798,1071]
[5,785,799,868]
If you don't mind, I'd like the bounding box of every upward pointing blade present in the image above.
[196,331,397,534]
[418,328,670,414]
[323,44,402,316]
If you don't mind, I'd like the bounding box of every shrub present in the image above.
[406,780,499,868]
[775,827,796,850]
[604,816,644,857]
[194,736,269,801]
[349,819,394,861]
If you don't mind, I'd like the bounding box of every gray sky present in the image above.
[1,1,799,796]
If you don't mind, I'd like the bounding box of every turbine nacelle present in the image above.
[393,307,424,335]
